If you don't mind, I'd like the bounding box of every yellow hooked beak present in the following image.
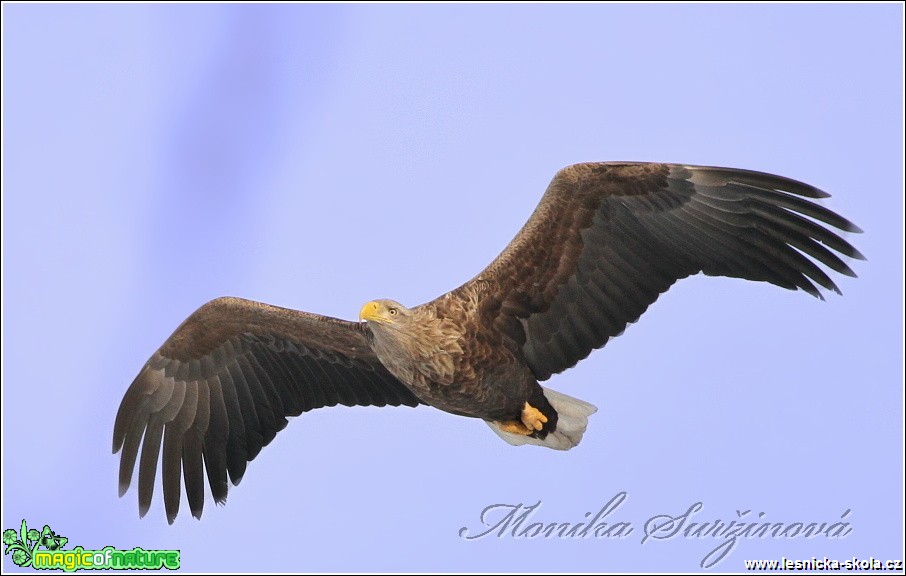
[359,301,383,322]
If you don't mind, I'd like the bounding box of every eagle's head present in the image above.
[358,299,412,327]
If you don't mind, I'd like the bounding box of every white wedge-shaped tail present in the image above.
[486,387,598,451]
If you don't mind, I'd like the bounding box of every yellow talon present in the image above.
[495,402,549,436]
[522,402,548,431]
[497,420,533,435]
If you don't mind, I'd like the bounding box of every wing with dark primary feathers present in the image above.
[454,162,864,381]
[112,297,423,523]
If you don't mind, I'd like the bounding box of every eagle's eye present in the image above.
[389,307,398,316]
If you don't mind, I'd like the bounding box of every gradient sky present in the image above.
[3,4,903,572]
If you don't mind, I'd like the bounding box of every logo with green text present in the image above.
[3,520,179,571]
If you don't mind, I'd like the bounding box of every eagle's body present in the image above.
[113,162,863,523]
[364,294,558,432]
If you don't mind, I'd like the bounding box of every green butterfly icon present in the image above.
[40,526,67,551]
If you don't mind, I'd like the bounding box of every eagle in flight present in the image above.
[113,162,863,522]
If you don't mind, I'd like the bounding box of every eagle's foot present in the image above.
[496,420,532,435]
[521,401,548,432]
[494,402,549,436]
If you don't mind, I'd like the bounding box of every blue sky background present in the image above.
[3,4,903,572]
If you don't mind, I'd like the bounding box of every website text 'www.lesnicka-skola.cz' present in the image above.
[744,557,903,571]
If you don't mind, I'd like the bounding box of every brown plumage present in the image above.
[113,162,863,522]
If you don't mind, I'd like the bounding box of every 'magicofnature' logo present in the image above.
[3,520,179,571]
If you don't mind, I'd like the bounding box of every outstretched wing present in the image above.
[112,297,422,523]
[456,162,864,381]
